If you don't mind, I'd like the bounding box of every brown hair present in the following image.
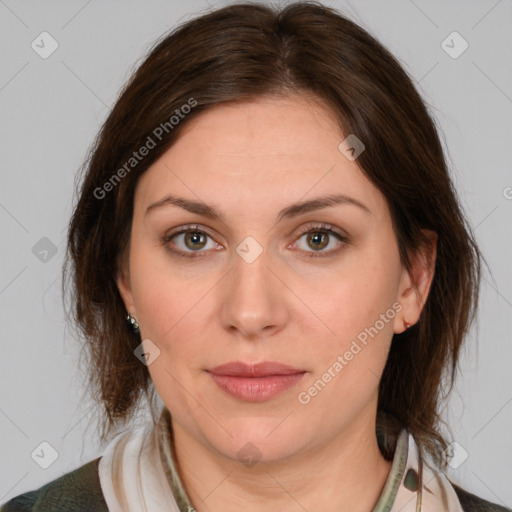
[63,1,481,466]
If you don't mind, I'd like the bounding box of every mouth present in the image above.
[206,361,307,402]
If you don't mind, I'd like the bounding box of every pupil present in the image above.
[309,232,328,250]
[186,231,205,250]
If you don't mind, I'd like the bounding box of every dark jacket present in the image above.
[1,457,510,511]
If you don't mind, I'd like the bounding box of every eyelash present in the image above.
[160,223,348,259]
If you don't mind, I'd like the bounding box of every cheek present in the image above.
[129,251,216,418]
[296,241,401,401]
[295,269,399,428]
[128,238,213,339]
[305,248,400,347]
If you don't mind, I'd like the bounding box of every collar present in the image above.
[98,406,464,511]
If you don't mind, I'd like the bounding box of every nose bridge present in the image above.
[234,238,271,293]
[219,235,288,338]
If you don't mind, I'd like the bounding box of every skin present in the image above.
[117,93,437,512]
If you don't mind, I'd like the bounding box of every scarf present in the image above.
[98,407,464,512]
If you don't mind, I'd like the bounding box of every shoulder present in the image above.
[452,482,512,512]
[0,457,108,512]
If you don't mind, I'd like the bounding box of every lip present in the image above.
[207,361,306,402]
[208,361,305,377]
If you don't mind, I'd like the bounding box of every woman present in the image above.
[2,2,509,511]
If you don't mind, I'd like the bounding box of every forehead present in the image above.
[134,94,386,220]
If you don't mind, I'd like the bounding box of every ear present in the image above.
[116,254,136,317]
[393,229,437,334]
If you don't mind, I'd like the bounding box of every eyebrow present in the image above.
[145,193,372,222]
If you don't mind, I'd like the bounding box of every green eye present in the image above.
[161,223,348,259]
[293,223,348,257]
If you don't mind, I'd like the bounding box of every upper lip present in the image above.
[207,361,306,377]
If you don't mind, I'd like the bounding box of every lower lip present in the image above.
[208,372,306,402]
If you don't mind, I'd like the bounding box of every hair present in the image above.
[63,1,481,468]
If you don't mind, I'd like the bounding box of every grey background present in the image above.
[1,0,511,507]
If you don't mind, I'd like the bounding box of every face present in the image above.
[117,94,431,463]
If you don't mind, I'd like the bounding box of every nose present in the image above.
[218,245,290,340]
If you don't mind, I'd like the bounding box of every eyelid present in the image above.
[296,222,347,238]
[164,223,207,238]
[163,222,348,240]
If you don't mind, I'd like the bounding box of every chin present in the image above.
[204,415,311,465]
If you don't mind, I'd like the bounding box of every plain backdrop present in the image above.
[1,0,511,507]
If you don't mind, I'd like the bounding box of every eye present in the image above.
[161,224,219,258]
[292,223,348,257]
[161,222,349,259]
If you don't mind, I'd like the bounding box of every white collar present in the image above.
[98,410,464,512]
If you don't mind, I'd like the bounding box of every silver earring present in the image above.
[126,313,139,333]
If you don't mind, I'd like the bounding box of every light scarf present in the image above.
[98,407,464,512]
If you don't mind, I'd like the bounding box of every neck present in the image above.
[171,408,392,512]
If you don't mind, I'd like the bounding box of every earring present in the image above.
[126,313,139,333]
